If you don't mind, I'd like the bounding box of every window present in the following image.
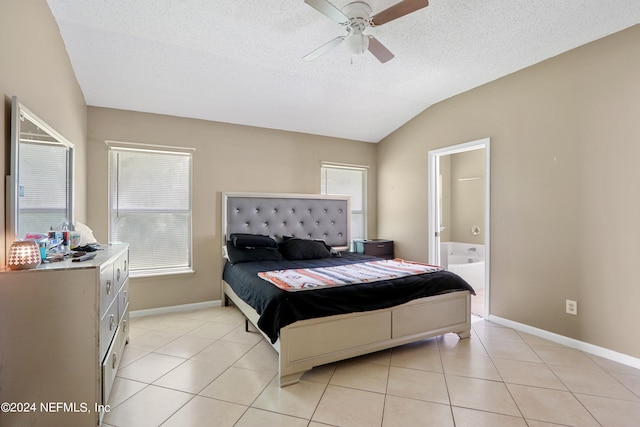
[108,143,193,276]
[321,163,367,242]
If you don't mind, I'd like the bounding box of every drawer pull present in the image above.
[377,244,386,248]
[124,259,127,272]
[106,280,112,295]
[112,353,117,369]
[123,319,127,332]
[109,315,115,331]
[116,268,121,281]
[123,291,128,304]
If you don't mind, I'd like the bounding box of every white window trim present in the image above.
[132,267,195,279]
[105,140,196,154]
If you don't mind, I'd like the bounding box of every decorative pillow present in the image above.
[278,238,332,260]
[226,243,284,264]
[230,233,278,249]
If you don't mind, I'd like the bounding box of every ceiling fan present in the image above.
[303,0,429,63]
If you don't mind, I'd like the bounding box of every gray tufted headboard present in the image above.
[222,192,351,250]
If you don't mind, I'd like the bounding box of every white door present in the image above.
[427,151,443,266]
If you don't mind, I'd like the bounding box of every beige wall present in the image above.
[87,108,378,310]
[449,149,485,245]
[378,25,640,358]
[438,150,485,244]
[0,0,87,267]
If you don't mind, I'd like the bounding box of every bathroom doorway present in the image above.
[428,138,490,318]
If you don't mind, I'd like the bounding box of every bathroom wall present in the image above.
[438,149,485,245]
[450,149,485,245]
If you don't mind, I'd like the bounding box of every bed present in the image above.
[221,192,474,386]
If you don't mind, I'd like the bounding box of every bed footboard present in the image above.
[223,281,471,386]
[278,290,470,385]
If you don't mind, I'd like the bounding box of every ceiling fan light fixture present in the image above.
[346,33,369,54]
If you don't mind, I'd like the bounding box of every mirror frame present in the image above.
[6,96,74,258]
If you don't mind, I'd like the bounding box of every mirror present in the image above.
[6,97,74,256]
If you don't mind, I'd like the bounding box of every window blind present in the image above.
[108,147,192,276]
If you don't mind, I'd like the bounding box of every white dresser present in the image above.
[0,243,129,427]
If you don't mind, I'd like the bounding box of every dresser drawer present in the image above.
[99,263,116,317]
[100,300,118,361]
[118,279,129,322]
[114,251,129,289]
[101,311,128,416]
[354,240,394,259]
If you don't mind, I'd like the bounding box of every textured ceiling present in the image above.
[46,0,640,143]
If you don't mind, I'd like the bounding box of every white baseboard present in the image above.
[488,315,640,370]
[130,300,221,318]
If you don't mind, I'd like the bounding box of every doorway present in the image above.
[428,138,490,318]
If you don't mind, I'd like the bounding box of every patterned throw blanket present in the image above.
[258,258,443,291]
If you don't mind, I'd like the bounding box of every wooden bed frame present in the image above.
[221,192,471,386]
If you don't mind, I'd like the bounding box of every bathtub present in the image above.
[448,255,483,265]
[440,242,485,292]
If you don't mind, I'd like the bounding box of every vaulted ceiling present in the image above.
[47,0,640,142]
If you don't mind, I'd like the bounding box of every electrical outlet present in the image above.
[566,299,577,315]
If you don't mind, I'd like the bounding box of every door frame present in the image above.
[428,137,491,317]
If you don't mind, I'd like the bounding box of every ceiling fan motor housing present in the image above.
[342,2,372,54]
[342,1,372,20]
[342,2,372,29]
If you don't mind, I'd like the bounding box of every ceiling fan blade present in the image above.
[371,0,428,26]
[303,36,346,61]
[304,0,350,24]
[367,36,394,63]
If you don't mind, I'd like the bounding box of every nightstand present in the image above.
[354,239,394,259]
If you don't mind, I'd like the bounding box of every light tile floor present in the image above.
[471,288,485,318]
[103,305,640,427]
